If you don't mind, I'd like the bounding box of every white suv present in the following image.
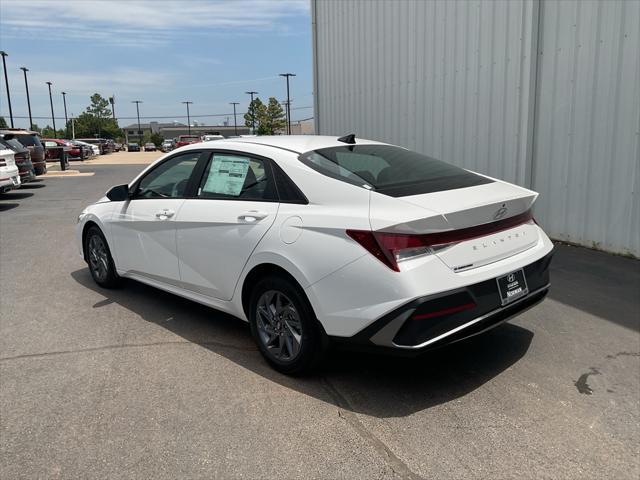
[0,142,20,193]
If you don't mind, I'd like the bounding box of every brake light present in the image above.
[347,209,533,271]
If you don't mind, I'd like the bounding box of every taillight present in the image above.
[347,209,534,272]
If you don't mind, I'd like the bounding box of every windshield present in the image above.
[299,145,493,197]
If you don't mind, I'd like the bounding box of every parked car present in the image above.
[0,140,21,193]
[0,129,46,175]
[76,135,554,374]
[0,134,35,183]
[127,143,141,152]
[161,139,174,152]
[175,135,201,148]
[42,138,86,160]
[143,142,157,152]
[72,139,100,155]
[202,134,224,142]
[42,140,71,169]
[76,138,113,155]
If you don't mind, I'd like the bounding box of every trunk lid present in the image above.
[369,180,540,271]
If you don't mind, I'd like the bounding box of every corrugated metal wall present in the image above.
[312,0,640,256]
[532,0,640,256]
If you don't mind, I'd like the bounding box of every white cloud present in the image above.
[0,0,309,47]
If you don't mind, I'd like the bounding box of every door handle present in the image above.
[238,211,268,223]
[155,209,175,219]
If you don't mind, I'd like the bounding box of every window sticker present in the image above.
[203,155,250,196]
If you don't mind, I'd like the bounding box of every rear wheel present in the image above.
[249,275,326,375]
[85,226,121,288]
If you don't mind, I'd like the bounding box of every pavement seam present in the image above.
[0,339,256,362]
[320,377,423,480]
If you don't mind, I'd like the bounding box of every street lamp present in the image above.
[0,51,14,127]
[245,91,258,132]
[46,81,56,133]
[61,92,69,138]
[131,100,142,147]
[20,67,33,130]
[182,101,193,135]
[279,73,296,135]
[230,102,239,136]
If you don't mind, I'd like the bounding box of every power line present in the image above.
[4,106,313,121]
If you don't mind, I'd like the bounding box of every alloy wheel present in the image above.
[256,290,303,362]
[88,234,109,282]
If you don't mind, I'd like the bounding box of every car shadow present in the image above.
[19,183,46,189]
[71,268,534,418]
[0,191,34,200]
[0,202,19,212]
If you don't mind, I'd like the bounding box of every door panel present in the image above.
[176,199,278,299]
[111,199,185,284]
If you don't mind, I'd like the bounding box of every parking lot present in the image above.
[1,158,639,479]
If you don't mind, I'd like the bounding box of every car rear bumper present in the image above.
[330,249,553,355]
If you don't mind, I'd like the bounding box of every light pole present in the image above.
[279,73,295,135]
[182,101,193,135]
[61,92,69,138]
[230,102,239,136]
[245,91,258,133]
[132,100,142,146]
[108,95,116,120]
[20,67,33,130]
[0,51,14,127]
[46,81,56,133]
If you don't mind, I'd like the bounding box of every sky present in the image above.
[0,0,313,129]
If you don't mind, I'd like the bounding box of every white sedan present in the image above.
[76,135,553,373]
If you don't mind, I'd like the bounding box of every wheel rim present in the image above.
[88,234,109,282]
[256,290,303,362]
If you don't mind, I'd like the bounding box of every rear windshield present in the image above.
[15,134,42,148]
[299,145,493,197]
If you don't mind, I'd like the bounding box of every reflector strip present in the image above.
[412,302,476,320]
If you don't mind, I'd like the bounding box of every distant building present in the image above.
[122,121,250,142]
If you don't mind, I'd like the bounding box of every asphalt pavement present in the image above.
[1,160,638,479]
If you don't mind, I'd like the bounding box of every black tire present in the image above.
[249,275,326,375]
[84,226,121,288]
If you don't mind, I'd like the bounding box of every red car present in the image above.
[175,135,201,148]
[42,138,83,160]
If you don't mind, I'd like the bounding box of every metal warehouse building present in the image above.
[311,0,640,257]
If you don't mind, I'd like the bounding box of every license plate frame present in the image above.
[496,268,529,306]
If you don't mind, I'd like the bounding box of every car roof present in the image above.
[194,135,387,154]
[0,128,40,136]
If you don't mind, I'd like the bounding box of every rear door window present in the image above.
[198,153,277,201]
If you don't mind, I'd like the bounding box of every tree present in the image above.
[254,97,286,135]
[244,98,265,131]
[0,116,7,128]
[70,93,122,139]
[41,125,66,138]
[142,131,164,147]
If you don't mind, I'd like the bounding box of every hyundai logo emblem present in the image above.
[494,206,508,220]
[507,273,515,283]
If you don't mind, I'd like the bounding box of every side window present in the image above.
[198,153,276,201]
[135,152,200,199]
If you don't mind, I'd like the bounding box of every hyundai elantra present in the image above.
[76,135,553,373]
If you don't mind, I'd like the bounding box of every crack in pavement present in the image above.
[0,339,257,363]
[320,377,423,480]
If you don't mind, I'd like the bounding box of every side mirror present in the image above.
[106,184,130,201]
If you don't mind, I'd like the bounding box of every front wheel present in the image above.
[249,275,326,375]
[85,226,121,288]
